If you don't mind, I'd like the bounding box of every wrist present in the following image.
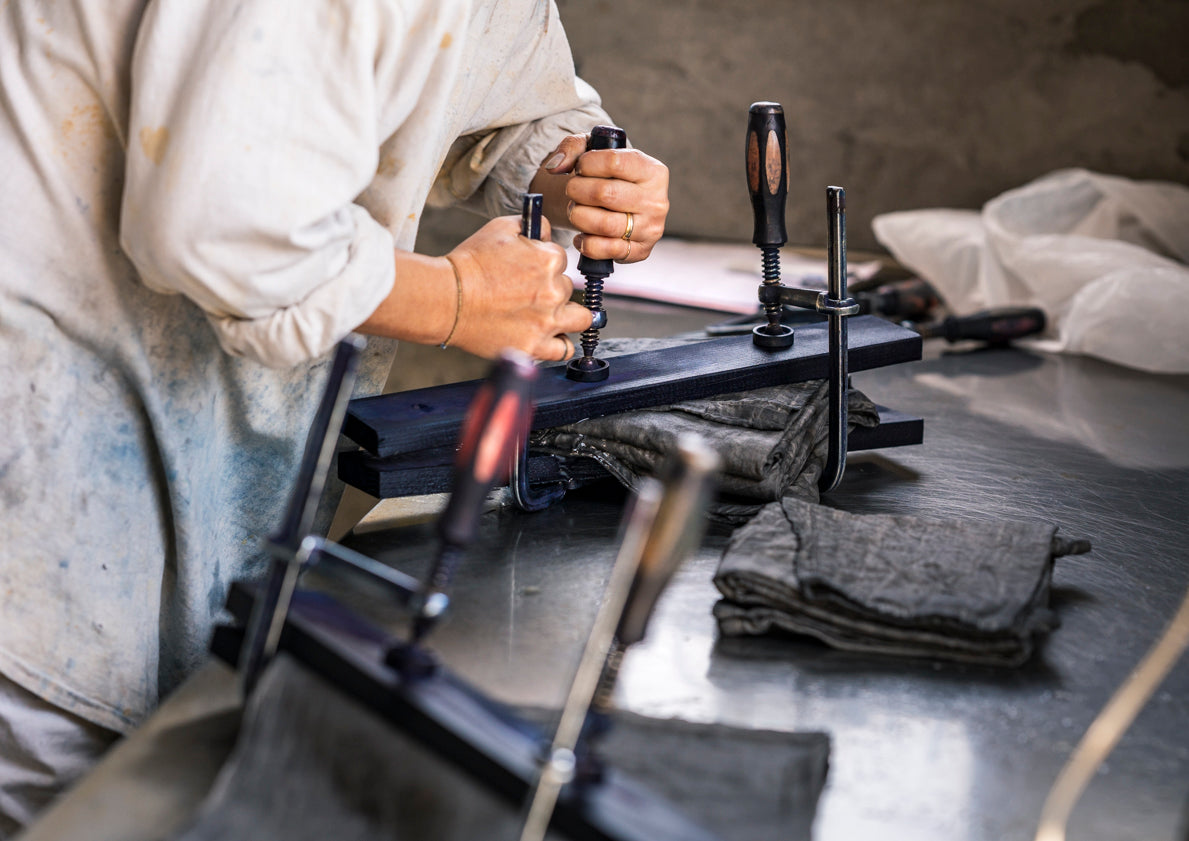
[355,251,459,347]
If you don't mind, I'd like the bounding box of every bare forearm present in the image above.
[354,216,590,362]
[355,250,456,346]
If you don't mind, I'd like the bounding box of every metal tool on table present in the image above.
[519,435,721,841]
[856,276,940,320]
[744,101,859,492]
[567,125,629,384]
[913,306,1046,345]
[215,346,726,841]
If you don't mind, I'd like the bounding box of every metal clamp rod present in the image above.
[518,480,665,841]
[302,536,421,607]
[818,186,850,494]
[240,335,366,694]
[518,435,720,841]
[510,432,567,512]
[511,192,569,512]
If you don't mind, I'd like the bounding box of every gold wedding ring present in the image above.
[621,211,634,241]
[616,239,633,263]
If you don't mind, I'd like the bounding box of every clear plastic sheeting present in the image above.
[872,169,1189,373]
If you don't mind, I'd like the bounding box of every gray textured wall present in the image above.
[419,0,1189,253]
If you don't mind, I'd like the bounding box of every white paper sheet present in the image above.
[566,238,883,314]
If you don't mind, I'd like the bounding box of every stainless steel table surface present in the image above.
[341,339,1189,841]
[23,299,1189,841]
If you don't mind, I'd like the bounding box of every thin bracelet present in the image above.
[440,255,463,349]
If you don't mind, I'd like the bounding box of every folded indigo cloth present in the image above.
[532,339,879,521]
[714,497,1091,666]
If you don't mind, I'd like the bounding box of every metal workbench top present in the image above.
[341,339,1189,841]
[24,300,1189,841]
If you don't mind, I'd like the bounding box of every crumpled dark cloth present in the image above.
[532,339,879,522]
[174,656,830,841]
[714,497,1092,666]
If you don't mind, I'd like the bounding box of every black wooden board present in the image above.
[337,406,923,499]
[212,584,723,841]
[338,446,607,500]
[344,315,921,458]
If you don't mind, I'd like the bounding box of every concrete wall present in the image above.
[419,0,1189,253]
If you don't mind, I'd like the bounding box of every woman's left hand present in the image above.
[534,133,669,264]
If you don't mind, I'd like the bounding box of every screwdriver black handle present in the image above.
[746,102,788,249]
[436,351,537,549]
[575,125,628,279]
[918,307,1047,344]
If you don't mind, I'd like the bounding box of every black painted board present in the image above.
[849,407,924,452]
[345,315,922,458]
[337,447,609,499]
[212,584,723,841]
[337,406,923,499]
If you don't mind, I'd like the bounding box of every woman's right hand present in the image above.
[442,215,591,361]
[358,215,591,362]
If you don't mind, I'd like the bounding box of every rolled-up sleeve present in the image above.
[431,78,612,221]
[427,3,613,222]
[119,1,400,368]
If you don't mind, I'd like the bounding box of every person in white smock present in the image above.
[0,1,670,834]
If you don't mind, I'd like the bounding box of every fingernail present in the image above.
[573,234,584,253]
[544,151,565,170]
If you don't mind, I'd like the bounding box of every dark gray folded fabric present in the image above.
[174,656,829,841]
[533,338,878,521]
[714,497,1091,666]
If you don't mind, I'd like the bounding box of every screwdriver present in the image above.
[913,306,1047,345]
[856,276,940,321]
[567,125,629,383]
[410,350,538,643]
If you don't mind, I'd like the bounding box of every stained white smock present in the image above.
[0,0,609,732]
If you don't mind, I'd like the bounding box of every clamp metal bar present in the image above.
[510,431,568,511]
[240,335,366,694]
[304,536,422,607]
[819,186,852,493]
[753,186,856,493]
[510,192,571,512]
